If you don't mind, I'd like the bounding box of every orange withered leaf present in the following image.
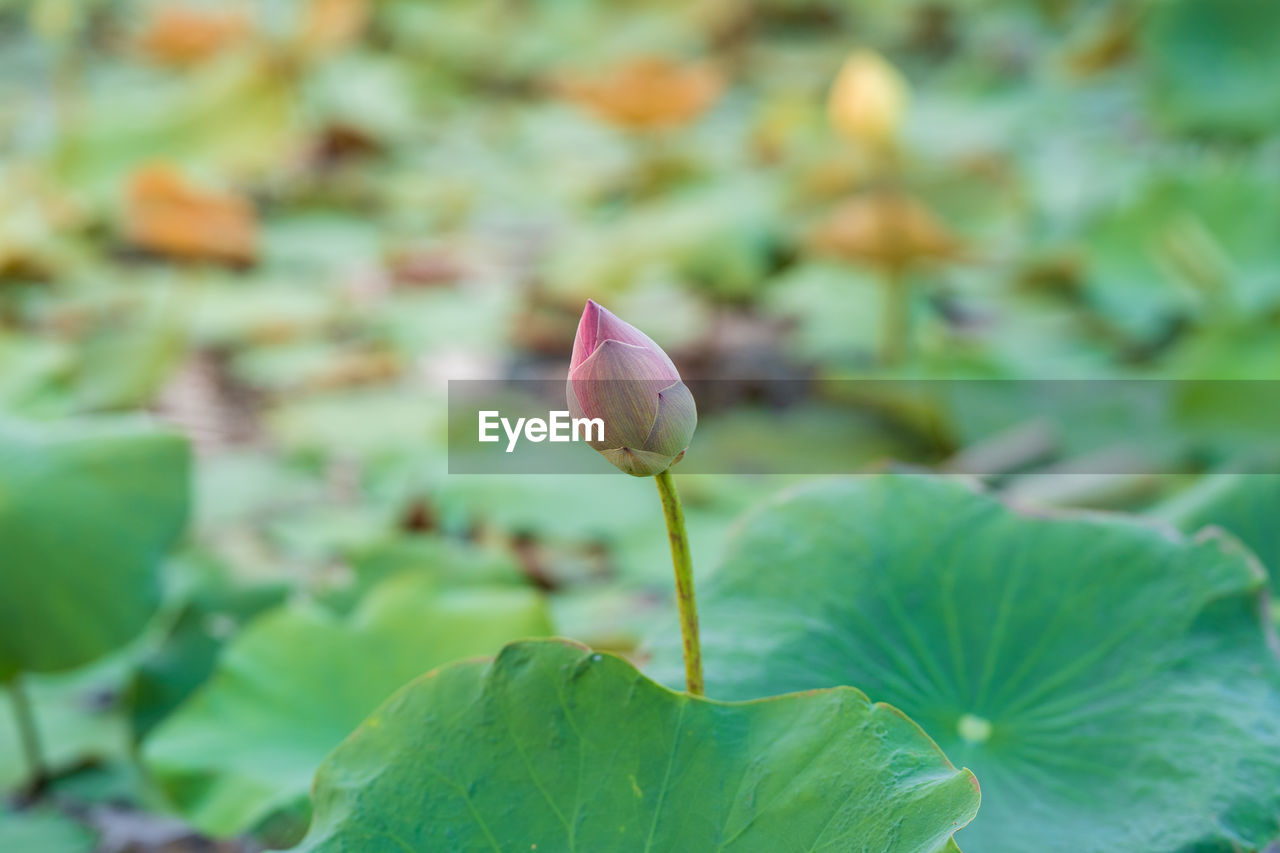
[556,57,724,131]
[299,0,370,57]
[124,165,257,265]
[810,191,961,269]
[136,4,250,66]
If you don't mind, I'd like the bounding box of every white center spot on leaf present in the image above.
[957,713,993,744]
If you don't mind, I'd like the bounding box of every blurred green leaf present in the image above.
[142,572,552,839]
[1142,0,1280,138]
[0,807,93,853]
[1157,472,1280,593]
[0,416,190,676]
[130,576,289,741]
[0,655,132,792]
[54,57,300,198]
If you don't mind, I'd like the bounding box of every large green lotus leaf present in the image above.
[0,655,133,791]
[1141,0,1280,138]
[290,639,979,853]
[1157,473,1280,593]
[142,573,553,840]
[0,417,190,676]
[649,475,1280,853]
[0,808,94,853]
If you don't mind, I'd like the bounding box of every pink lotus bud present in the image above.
[567,300,697,477]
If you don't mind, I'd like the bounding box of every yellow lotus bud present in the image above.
[827,50,909,150]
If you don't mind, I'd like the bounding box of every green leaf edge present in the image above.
[294,637,982,853]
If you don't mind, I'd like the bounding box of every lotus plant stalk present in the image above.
[883,265,911,366]
[7,676,49,797]
[567,300,703,694]
[653,467,703,695]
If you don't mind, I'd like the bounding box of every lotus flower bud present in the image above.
[827,50,908,150]
[567,300,696,477]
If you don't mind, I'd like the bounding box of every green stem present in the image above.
[7,676,49,796]
[881,265,911,366]
[654,468,703,696]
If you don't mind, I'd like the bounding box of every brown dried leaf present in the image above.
[305,349,402,392]
[809,191,961,269]
[123,164,257,265]
[555,56,724,131]
[300,0,370,57]
[136,4,250,67]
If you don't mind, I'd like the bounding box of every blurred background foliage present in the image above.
[1,0,1279,848]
